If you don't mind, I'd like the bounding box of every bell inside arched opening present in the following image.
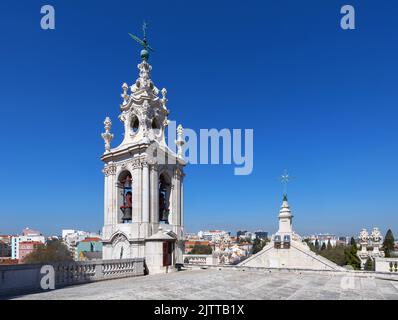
[159,172,171,224]
[118,170,133,223]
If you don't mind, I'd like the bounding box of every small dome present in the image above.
[141,49,149,61]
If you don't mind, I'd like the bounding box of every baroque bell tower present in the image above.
[100,26,186,274]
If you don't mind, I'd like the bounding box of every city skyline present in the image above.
[1,1,398,236]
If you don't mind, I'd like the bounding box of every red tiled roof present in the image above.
[185,240,210,246]
[81,237,102,242]
[19,241,43,245]
[0,259,19,265]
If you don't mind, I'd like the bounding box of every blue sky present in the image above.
[0,0,397,237]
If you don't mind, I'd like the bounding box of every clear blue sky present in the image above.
[0,0,397,237]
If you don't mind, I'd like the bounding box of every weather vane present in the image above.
[129,21,154,61]
[280,169,293,195]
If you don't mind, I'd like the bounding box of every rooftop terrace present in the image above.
[13,268,398,300]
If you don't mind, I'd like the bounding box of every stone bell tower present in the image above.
[100,28,186,274]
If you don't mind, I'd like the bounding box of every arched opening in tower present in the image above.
[118,170,133,223]
[159,172,171,224]
[130,115,139,134]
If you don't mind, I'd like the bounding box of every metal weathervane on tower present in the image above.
[280,169,294,196]
[129,21,155,61]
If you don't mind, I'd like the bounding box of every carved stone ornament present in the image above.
[371,227,382,243]
[112,233,129,247]
[101,117,114,153]
[359,228,369,243]
[103,164,116,176]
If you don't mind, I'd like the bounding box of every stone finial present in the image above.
[371,227,382,244]
[359,228,369,242]
[121,83,129,105]
[138,61,152,84]
[161,88,168,107]
[101,117,114,153]
[176,124,185,158]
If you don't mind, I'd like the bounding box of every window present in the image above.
[130,116,139,134]
[152,118,160,130]
[152,118,162,137]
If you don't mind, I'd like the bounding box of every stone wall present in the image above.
[0,258,145,298]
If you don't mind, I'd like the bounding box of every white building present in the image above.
[238,231,256,241]
[62,229,101,261]
[100,33,186,274]
[198,230,230,241]
[309,233,338,248]
[11,228,45,260]
[239,194,342,270]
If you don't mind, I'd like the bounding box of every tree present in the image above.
[304,239,316,252]
[319,246,346,266]
[252,238,268,254]
[350,237,357,246]
[344,244,361,270]
[383,229,395,258]
[23,239,73,264]
[314,239,361,269]
[315,239,320,251]
[321,242,326,251]
[239,237,249,244]
[365,258,374,271]
[189,244,212,255]
[308,242,316,252]
[327,239,332,250]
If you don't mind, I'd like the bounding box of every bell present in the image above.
[121,207,132,222]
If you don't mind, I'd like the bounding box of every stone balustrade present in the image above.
[375,257,398,273]
[183,263,398,281]
[183,254,215,265]
[0,258,145,298]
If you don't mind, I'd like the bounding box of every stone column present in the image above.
[103,164,116,226]
[171,169,178,226]
[180,174,184,228]
[150,166,159,225]
[176,173,181,226]
[104,171,110,225]
[142,161,150,223]
[132,159,142,222]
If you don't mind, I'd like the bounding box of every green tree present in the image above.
[239,237,249,244]
[252,238,268,254]
[383,229,395,258]
[189,244,212,255]
[327,239,332,250]
[365,258,374,271]
[315,239,320,251]
[23,239,73,264]
[321,242,326,251]
[304,239,316,252]
[344,244,361,270]
[318,246,346,266]
[350,237,357,246]
[311,239,361,269]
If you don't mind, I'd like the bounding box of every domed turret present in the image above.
[278,194,293,219]
[277,193,293,234]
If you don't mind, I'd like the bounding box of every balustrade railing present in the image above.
[0,258,145,297]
